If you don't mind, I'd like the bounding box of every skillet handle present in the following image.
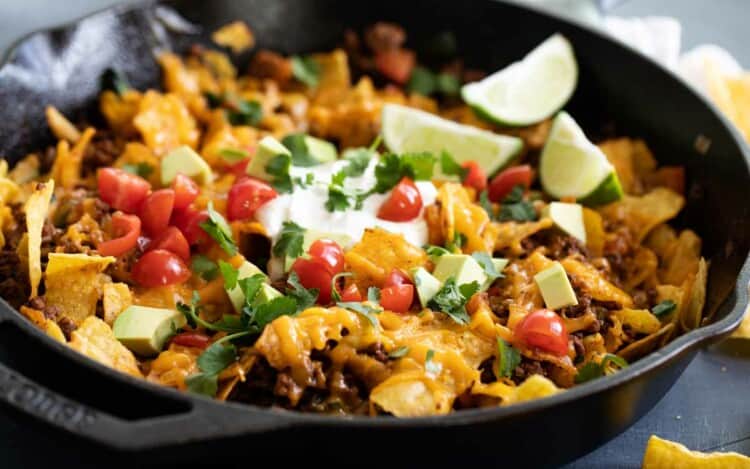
[0,306,294,450]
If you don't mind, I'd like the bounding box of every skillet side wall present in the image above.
[0,0,747,467]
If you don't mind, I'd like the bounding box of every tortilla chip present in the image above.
[8,154,40,184]
[599,188,684,242]
[614,309,661,335]
[24,180,54,298]
[370,371,454,417]
[681,258,707,332]
[20,305,67,343]
[69,316,142,377]
[437,182,496,253]
[345,228,427,289]
[50,127,95,189]
[598,138,639,194]
[44,253,115,325]
[494,218,554,256]
[645,224,677,259]
[102,282,133,326]
[655,284,685,322]
[642,435,750,469]
[505,374,560,405]
[661,230,701,286]
[211,21,255,54]
[618,323,675,362]
[45,106,81,143]
[133,90,199,156]
[583,208,605,257]
[561,257,633,307]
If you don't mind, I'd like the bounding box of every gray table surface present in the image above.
[1,1,748,468]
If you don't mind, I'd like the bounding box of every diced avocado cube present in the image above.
[284,230,353,271]
[113,305,187,357]
[302,135,337,165]
[252,283,283,306]
[228,260,268,312]
[410,267,442,306]
[432,254,488,288]
[542,202,586,243]
[534,261,578,310]
[161,145,212,185]
[246,136,291,182]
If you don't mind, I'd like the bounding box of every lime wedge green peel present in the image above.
[539,112,623,206]
[462,34,578,127]
[381,103,523,177]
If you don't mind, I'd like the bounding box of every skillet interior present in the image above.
[0,0,748,466]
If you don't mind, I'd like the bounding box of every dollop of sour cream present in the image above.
[255,158,437,249]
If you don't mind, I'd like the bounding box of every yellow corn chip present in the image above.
[44,253,115,325]
[69,316,142,377]
[101,282,133,326]
[45,321,66,343]
[506,375,560,405]
[681,258,707,332]
[583,208,605,257]
[8,154,39,184]
[370,371,454,417]
[599,188,684,242]
[642,435,750,469]
[661,230,701,286]
[614,309,661,335]
[23,180,54,298]
[45,106,81,143]
[212,21,255,54]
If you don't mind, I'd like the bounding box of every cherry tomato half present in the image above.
[461,161,487,192]
[171,206,209,246]
[97,167,151,214]
[380,284,414,313]
[338,284,362,302]
[514,309,569,356]
[131,249,191,287]
[228,158,250,178]
[140,189,175,237]
[96,212,141,257]
[374,49,416,84]
[171,332,211,349]
[488,165,533,202]
[171,174,200,210]
[227,177,278,221]
[308,239,345,275]
[385,268,411,287]
[291,257,333,305]
[147,226,190,261]
[377,177,423,222]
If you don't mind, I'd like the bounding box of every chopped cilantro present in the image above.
[341,147,375,177]
[121,162,153,178]
[424,244,450,259]
[471,252,504,282]
[100,68,131,96]
[272,221,306,259]
[496,338,521,378]
[191,255,219,281]
[199,202,237,255]
[406,67,459,97]
[336,301,382,328]
[439,151,467,179]
[251,296,298,328]
[445,232,467,253]
[227,99,263,126]
[498,185,537,222]
[290,55,320,88]
[218,260,239,290]
[388,346,410,359]
[652,300,677,318]
[479,190,494,219]
[372,152,436,194]
[186,340,238,396]
[427,278,479,324]
[286,271,319,312]
[424,349,442,375]
[282,133,320,167]
[574,354,628,384]
[367,286,381,305]
[435,73,460,96]
[265,153,294,193]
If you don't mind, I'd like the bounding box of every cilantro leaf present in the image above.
[100,68,131,96]
[372,152,436,194]
[341,147,375,177]
[282,134,319,167]
[427,278,478,324]
[287,271,318,312]
[177,291,245,333]
[326,170,353,212]
[218,260,239,290]
[265,153,293,193]
[197,342,237,375]
[367,286,381,305]
[479,190,494,219]
[407,66,437,95]
[424,244,450,260]
[496,338,521,378]
[121,162,153,178]
[192,255,219,281]
[445,232,467,253]
[388,346,410,359]
[185,373,218,396]
[272,221,306,259]
[337,301,382,328]
[424,349,442,375]
[238,274,265,304]
[498,185,537,222]
[227,99,263,126]
[219,147,249,163]
[435,73,460,96]
[253,296,298,328]
[574,354,628,384]
[440,151,467,178]
[291,55,320,88]
[652,300,677,318]
[471,252,504,282]
[200,202,237,255]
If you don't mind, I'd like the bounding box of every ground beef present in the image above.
[363,22,406,53]
[479,357,496,384]
[274,371,305,405]
[364,343,388,363]
[38,146,57,174]
[571,333,585,361]
[512,359,547,384]
[248,50,293,84]
[524,231,588,260]
[559,291,591,318]
[57,317,76,340]
[0,251,27,308]
[82,132,119,175]
[227,357,279,407]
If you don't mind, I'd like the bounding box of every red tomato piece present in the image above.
[131,249,191,287]
[338,284,362,302]
[171,206,209,245]
[488,165,533,202]
[291,257,333,305]
[374,49,416,84]
[377,177,423,222]
[96,212,141,257]
[228,159,250,178]
[147,226,190,261]
[385,268,411,287]
[308,239,345,275]
[227,177,278,221]
[97,167,151,214]
[171,174,200,210]
[461,161,487,192]
[171,332,211,349]
[514,309,569,356]
[139,189,175,237]
[380,284,414,313]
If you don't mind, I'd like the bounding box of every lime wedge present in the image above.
[539,112,623,206]
[381,103,523,177]
[462,34,577,127]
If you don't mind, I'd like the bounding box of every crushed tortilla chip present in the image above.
[49,127,95,189]
[642,435,750,469]
[69,316,142,377]
[133,90,199,156]
[8,154,40,184]
[681,257,707,332]
[102,282,133,326]
[614,309,661,335]
[582,208,605,257]
[370,370,454,417]
[24,180,55,298]
[599,188,684,242]
[661,229,701,286]
[44,253,115,325]
[345,228,427,289]
[20,305,67,343]
[45,106,81,143]
[212,21,255,54]
[506,374,560,405]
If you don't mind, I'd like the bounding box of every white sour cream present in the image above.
[255,159,437,249]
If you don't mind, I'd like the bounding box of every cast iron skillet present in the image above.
[0,0,748,466]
